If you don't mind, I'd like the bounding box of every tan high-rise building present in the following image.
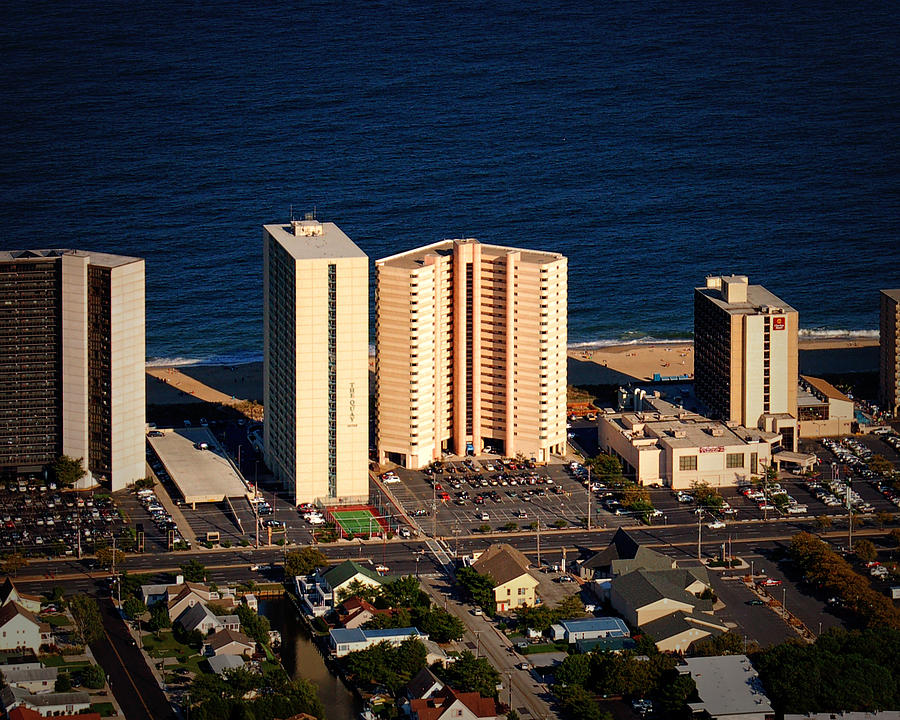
[263,219,369,506]
[0,249,145,490]
[694,275,799,451]
[879,289,900,415]
[376,239,567,469]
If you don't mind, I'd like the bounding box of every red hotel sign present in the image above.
[699,446,725,453]
[773,316,786,330]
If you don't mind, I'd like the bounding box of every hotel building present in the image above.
[263,219,369,506]
[375,239,567,469]
[694,275,798,451]
[879,289,900,415]
[0,249,145,490]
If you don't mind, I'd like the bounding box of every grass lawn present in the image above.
[42,613,71,628]
[40,654,93,670]
[91,702,116,717]
[520,641,570,655]
[142,631,201,661]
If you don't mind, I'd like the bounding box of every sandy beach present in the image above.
[146,338,879,409]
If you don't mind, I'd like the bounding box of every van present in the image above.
[479,512,490,521]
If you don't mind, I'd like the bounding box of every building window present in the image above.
[518,587,526,596]
[327,264,337,498]
[679,455,698,471]
[726,453,744,468]
[750,452,758,473]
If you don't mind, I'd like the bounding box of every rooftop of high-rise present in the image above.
[376,238,565,270]
[264,218,367,261]
[696,274,796,315]
[0,249,142,267]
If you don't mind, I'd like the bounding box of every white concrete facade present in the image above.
[263,220,369,506]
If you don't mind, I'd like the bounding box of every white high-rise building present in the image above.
[263,218,369,506]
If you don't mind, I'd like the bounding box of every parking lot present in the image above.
[381,457,635,537]
[0,476,129,558]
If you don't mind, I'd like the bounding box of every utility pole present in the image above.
[847,482,853,551]
[76,513,81,560]
[254,485,260,549]
[432,481,437,538]
[586,466,592,531]
[536,519,541,568]
[697,509,702,561]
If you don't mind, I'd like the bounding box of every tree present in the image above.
[237,603,270,645]
[1,553,28,577]
[455,567,496,615]
[854,539,878,564]
[556,653,591,686]
[507,711,521,720]
[55,671,72,693]
[381,575,429,608]
[96,546,125,570]
[180,559,207,582]
[148,603,171,637]
[876,511,894,529]
[691,480,725,510]
[556,594,586,619]
[588,454,623,485]
[815,515,833,531]
[891,528,900,547]
[437,650,500,698]
[51,455,86,488]
[691,631,744,656]
[134,476,156,491]
[415,607,465,642]
[556,684,612,720]
[337,578,381,603]
[284,547,328,577]
[122,596,146,620]
[69,594,104,644]
[80,664,106,689]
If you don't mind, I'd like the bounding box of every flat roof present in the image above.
[681,655,773,717]
[147,428,247,504]
[696,282,797,315]
[264,221,367,261]
[377,238,564,270]
[881,289,900,302]
[800,375,852,403]
[0,248,142,268]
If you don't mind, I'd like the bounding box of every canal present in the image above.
[259,597,360,720]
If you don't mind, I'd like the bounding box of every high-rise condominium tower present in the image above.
[879,289,900,415]
[694,275,798,450]
[263,218,369,506]
[376,239,567,469]
[0,250,145,489]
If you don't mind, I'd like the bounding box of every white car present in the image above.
[306,515,326,525]
[382,475,401,484]
[707,520,726,529]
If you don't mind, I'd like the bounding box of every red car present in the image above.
[758,578,782,587]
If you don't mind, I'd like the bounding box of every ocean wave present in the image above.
[568,336,692,349]
[798,329,879,339]
[146,351,264,368]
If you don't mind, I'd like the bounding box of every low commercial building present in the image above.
[550,617,630,644]
[679,655,774,719]
[471,544,540,613]
[797,375,855,438]
[578,528,675,580]
[329,627,426,657]
[610,567,713,627]
[599,409,775,489]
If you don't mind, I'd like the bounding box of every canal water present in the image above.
[259,598,360,720]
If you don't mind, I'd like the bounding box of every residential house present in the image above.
[329,627,426,657]
[578,529,675,580]
[207,654,246,676]
[177,604,223,635]
[205,628,255,657]
[140,578,211,608]
[679,655,774,719]
[409,686,498,720]
[550,617,630,644]
[8,708,101,720]
[1,665,58,693]
[404,668,445,701]
[0,603,49,654]
[298,560,385,617]
[471,544,540,613]
[167,583,213,622]
[0,686,92,717]
[0,579,41,614]
[336,597,387,629]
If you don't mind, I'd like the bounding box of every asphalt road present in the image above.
[92,597,176,720]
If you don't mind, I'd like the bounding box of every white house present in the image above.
[1,665,59,693]
[298,560,385,617]
[0,603,48,654]
[329,627,426,657]
[1,685,92,717]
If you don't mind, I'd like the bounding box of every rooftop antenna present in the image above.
[290,204,294,222]
[314,204,317,220]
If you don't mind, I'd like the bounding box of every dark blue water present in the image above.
[2,1,898,364]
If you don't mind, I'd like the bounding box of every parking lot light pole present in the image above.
[697,509,702,561]
[586,466,591,531]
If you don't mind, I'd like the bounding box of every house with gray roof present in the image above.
[1,685,91,716]
[642,611,727,653]
[208,654,245,676]
[1,665,58,693]
[578,529,676,580]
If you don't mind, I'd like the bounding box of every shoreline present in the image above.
[145,337,879,407]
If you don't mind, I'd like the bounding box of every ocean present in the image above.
[2,0,898,365]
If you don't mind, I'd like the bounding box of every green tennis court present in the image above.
[331,508,385,535]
